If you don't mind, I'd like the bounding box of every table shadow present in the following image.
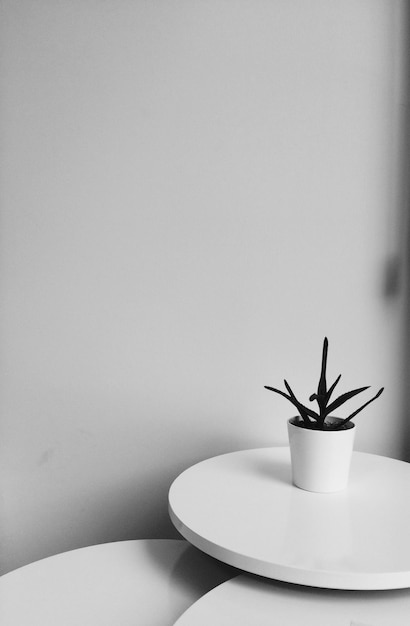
[144,540,237,599]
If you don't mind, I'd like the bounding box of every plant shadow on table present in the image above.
[144,540,237,598]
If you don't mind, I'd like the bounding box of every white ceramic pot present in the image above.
[287,417,356,493]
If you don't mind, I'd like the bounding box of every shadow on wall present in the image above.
[395,3,410,461]
[371,1,410,461]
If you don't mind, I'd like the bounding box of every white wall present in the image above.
[0,0,407,574]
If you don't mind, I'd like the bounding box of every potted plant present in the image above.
[265,338,384,493]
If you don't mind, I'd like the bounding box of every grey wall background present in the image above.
[0,0,408,575]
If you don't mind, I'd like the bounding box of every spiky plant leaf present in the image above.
[314,337,329,425]
[283,380,320,421]
[264,385,317,424]
[325,374,342,404]
[339,387,384,426]
[325,386,370,416]
[317,337,328,398]
[264,385,311,423]
[264,385,290,401]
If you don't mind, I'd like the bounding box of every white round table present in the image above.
[0,540,235,625]
[174,574,410,626]
[169,447,410,590]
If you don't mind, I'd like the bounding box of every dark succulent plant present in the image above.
[264,337,384,430]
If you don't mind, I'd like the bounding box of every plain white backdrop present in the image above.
[0,0,408,574]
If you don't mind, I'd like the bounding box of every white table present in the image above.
[169,447,410,590]
[0,539,235,626]
[174,574,410,626]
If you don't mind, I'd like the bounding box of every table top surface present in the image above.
[168,447,410,590]
[174,573,410,626]
[0,539,235,626]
